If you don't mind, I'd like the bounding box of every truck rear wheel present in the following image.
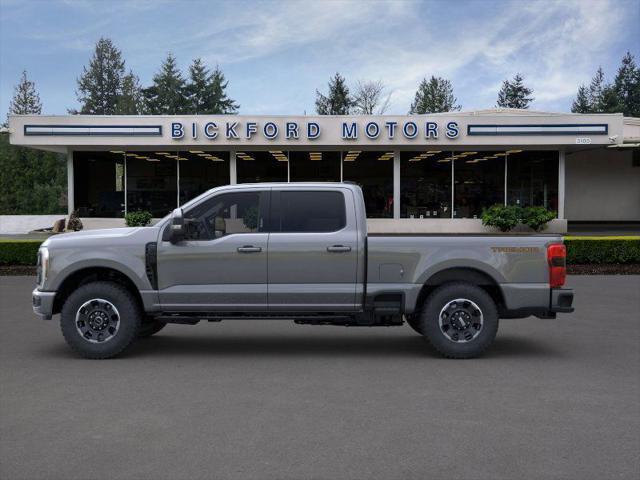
[60,281,141,359]
[419,282,498,359]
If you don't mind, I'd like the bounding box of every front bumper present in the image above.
[32,288,56,320]
[550,288,574,313]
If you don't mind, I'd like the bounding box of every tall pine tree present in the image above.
[143,53,188,114]
[409,76,460,114]
[185,59,239,114]
[207,65,239,114]
[8,70,42,117]
[613,51,640,117]
[116,71,144,115]
[571,85,591,113]
[587,67,607,111]
[496,74,534,109]
[75,38,126,114]
[1,72,66,214]
[315,73,353,115]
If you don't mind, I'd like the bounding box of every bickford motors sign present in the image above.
[171,119,461,141]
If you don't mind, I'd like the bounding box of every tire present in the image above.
[138,318,166,338]
[60,281,141,359]
[405,315,423,335]
[419,282,499,359]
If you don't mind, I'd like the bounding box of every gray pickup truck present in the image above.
[33,182,573,359]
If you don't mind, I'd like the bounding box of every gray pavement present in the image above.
[1,275,639,480]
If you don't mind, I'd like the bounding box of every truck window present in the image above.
[278,191,346,233]
[183,192,263,240]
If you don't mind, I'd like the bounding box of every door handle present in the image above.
[327,245,352,253]
[237,246,262,253]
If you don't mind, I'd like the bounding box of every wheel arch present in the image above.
[52,266,143,315]
[414,267,505,315]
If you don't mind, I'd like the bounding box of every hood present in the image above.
[42,227,157,249]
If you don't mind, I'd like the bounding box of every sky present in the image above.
[0,0,638,117]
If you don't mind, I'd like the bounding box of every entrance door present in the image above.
[267,188,359,311]
[157,189,269,311]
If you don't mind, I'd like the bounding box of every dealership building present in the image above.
[6,109,640,233]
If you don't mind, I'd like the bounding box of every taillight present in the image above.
[547,243,566,288]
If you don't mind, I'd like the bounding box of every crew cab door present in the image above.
[156,189,269,311]
[267,188,359,311]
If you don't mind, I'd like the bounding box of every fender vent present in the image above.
[145,242,158,290]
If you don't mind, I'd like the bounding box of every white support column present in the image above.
[176,158,180,207]
[504,154,508,206]
[393,150,401,219]
[124,154,128,215]
[451,154,455,218]
[558,149,566,219]
[66,149,74,215]
[229,150,237,185]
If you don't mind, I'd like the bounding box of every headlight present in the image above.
[37,247,49,288]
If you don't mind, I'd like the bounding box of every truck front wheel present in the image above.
[60,281,141,359]
[419,282,499,359]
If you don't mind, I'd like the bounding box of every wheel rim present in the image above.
[75,298,120,344]
[438,298,483,343]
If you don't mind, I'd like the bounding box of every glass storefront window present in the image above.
[237,150,288,183]
[73,151,124,218]
[453,151,505,218]
[342,150,394,218]
[401,151,452,218]
[507,150,558,213]
[177,150,230,204]
[126,152,177,218]
[289,151,341,182]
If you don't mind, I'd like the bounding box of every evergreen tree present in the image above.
[75,37,126,114]
[613,51,640,117]
[1,72,66,214]
[185,59,239,114]
[207,65,239,114]
[409,76,460,114]
[186,58,209,114]
[116,71,144,115]
[315,73,353,115]
[0,134,67,215]
[587,66,607,112]
[8,70,42,116]
[143,53,188,114]
[496,73,534,109]
[571,85,591,113]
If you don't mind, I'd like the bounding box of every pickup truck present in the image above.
[33,182,574,359]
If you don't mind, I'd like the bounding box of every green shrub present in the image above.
[482,205,556,232]
[521,206,556,232]
[0,240,43,265]
[125,210,153,227]
[481,205,521,232]
[564,237,640,264]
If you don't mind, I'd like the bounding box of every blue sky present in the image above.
[1,0,638,117]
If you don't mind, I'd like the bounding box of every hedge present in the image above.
[0,240,43,265]
[1,237,639,267]
[564,237,640,264]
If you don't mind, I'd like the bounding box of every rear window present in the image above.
[278,191,346,233]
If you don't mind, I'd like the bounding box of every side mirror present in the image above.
[169,208,185,243]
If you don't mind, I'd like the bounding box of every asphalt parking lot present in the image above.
[1,275,639,480]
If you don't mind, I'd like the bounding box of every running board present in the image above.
[155,312,404,326]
